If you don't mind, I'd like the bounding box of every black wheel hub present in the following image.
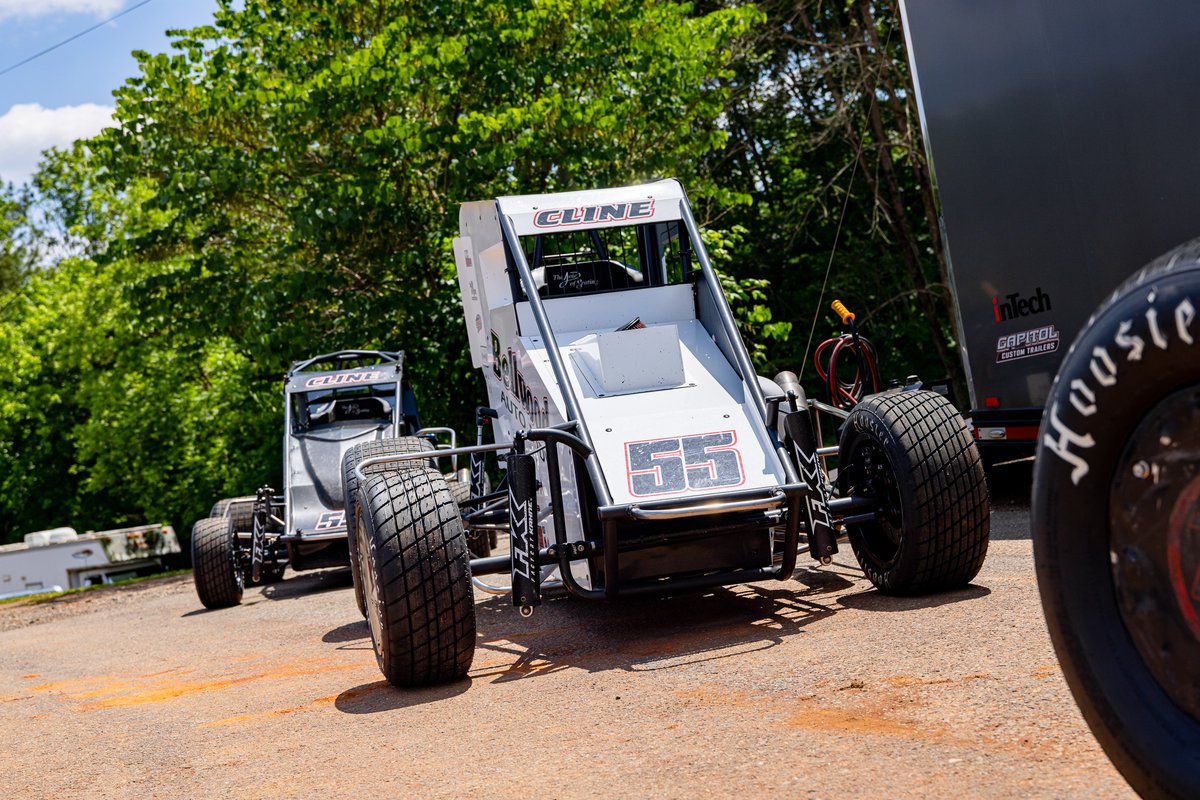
[845,438,903,565]
[1110,385,1200,722]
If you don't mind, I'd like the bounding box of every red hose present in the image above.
[813,334,881,408]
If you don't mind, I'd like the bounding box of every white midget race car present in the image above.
[345,179,990,687]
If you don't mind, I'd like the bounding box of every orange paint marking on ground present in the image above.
[27,677,120,694]
[885,672,991,688]
[79,661,365,711]
[20,674,40,679]
[334,681,389,703]
[143,668,194,678]
[784,706,922,738]
[199,698,332,728]
[199,714,257,728]
[16,659,370,712]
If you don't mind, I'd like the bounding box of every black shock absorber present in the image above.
[775,374,838,564]
[251,485,273,583]
[508,435,541,616]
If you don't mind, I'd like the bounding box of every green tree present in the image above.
[0,0,761,542]
[702,0,963,403]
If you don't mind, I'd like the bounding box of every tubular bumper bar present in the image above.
[597,483,809,522]
[352,425,593,483]
[353,442,510,482]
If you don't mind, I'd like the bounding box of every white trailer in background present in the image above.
[0,524,180,598]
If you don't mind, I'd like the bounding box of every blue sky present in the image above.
[0,0,220,185]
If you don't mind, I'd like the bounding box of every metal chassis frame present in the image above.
[282,349,407,540]
[356,212,886,604]
[350,195,885,608]
[355,422,878,608]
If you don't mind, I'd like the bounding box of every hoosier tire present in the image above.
[356,468,475,687]
[838,389,989,594]
[209,496,255,533]
[342,437,434,618]
[191,517,243,609]
[1033,240,1200,800]
[212,496,285,584]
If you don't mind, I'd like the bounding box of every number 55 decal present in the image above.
[625,431,745,497]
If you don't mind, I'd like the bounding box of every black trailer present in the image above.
[899,1,1200,457]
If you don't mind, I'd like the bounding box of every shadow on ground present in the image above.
[322,619,373,652]
[260,568,353,601]
[987,457,1033,540]
[334,678,471,713]
[457,561,986,684]
[837,583,991,611]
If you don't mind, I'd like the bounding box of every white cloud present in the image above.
[0,102,115,185]
[0,0,125,21]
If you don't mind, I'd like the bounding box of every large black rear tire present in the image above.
[192,517,243,609]
[209,496,255,533]
[838,389,989,594]
[1033,240,1200,800]
[356,468,475,687]
[211,495,285,584]
[342,437,434,618]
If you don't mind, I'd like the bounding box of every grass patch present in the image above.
[0,569,191,606]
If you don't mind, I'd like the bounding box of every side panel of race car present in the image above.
[456,206,592,589]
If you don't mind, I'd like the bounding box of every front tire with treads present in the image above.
[342,437,434,618]
[357,467,475,687]
[192,517,243,609]
[838,389,989,594]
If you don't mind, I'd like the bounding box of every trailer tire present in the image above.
[356,468,475,687]
[341,437,434,618]
[1033,241,1200,800]
[838,389,989,594]
[192,517,243,609]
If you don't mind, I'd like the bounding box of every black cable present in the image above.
[0,0,160,79]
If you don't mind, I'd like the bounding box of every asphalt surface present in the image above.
[0,460,1136,799]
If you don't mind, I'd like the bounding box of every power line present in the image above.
[0,0,160,79]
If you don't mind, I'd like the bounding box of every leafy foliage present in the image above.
[702,0,962,400]
[0,0,959,545]
[0,0,760,541]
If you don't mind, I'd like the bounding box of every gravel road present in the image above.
[0,462,1135,799]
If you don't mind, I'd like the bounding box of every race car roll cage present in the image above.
[237,350,433,582]
[355,200,882,614]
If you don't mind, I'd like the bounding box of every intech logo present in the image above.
[994,287,1052,323]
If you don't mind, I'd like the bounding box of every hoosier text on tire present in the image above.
[1033,238,1200,800]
